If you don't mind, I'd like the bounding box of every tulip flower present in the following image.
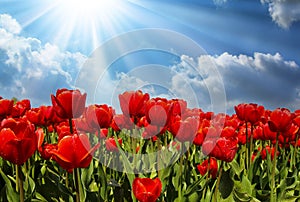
[145,97,169,127]
[260,146,279,160]
[0,118,37,165]
[168,99,187,117]
[132,177,162,202]
[268,108,293,133]
[50,133,99,173]
[169,116,199,142]
[105,137,122,152]
[119,90,149,121]
[193,119,210,146]
[85,104,115,130]
[202,137,238,162]
[11,99,31,118]
[51,88,87,119]
[39,143,58,160]
[197,157,218,178]
[0,99,14,120]
[267,108,293,202]
[234,103,264,125]
[25,107,46,126]
[111,114,134,131]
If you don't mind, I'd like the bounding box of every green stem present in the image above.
[69,118,74,134]
[293,131,299,168]
[202,157,211,200]
[45,126,50,143]
[17,165,24,202]
[249,124,254,166]
[214,161,223,201]
[245,122,249,171]
[65,172,69,189]
[15,164,19,192]
[178,154,184,200]
[271,132,279,202]
[74,168,81,202]
[157,136,162,176]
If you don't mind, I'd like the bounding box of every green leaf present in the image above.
[241,175,252,194]
[97,164,107,200]
[219,170,234,199]
[81,161,93,188]
[230,159,243,177]
[233,190,251,202]
[0,168,19,202]
[184,174,206,197]
[114,136,134,181]
[172,164,180,191]
[24,173,36,201]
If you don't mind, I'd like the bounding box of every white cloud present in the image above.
[74,50,300,113]
[261,0,300,29]
[0,14,87,106]
[0,14,21,34]
[192,52,300,111]
[213,0,227,6]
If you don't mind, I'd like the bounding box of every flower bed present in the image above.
[0,89,299,202]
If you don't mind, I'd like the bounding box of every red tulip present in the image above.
[145,98,169,127]
[262,123,277,141]
[105,137,122,152]
[119,90,149,120]
[143,124,166,139]
[169,116,199,142]
[197,157,218,178]
[202,137,238,162]
[234,103,264,124]
[50,133,99,173]
[39,143,58,160]
[98,128,109,139]
[132,177,162,202]
[51,88,87,119]
[111,114,134,131]
[168,141,181,151]
[0,118,37,165]
[168,99,187,117]
[293,111,300,128]
[73,117,94,133]
[220,126,237,138]
[0,99,14,119]
[268,108,293,133]
[25,107,46,126]
[11,99,31,118]
[56,121,77,141]
[260,146,279,160]
[193,119,210,146]
[85,104,115,130]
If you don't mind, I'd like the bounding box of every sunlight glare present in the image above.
[59,0,120,16]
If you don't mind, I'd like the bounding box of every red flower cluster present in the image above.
[0,89,299,177]
[132,177,162,202]
[197,157,218,178]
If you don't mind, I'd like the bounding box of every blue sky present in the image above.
[0,0,300,113]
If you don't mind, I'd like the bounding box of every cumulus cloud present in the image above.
[75,49,300,113]
[176,52,300,112]
[0,14,21,34]
[213,0,227,6]
[0,14,86,106]
[261,0,300,29]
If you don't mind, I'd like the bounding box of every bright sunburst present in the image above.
[58,0,120,17]
[46,0,131,52]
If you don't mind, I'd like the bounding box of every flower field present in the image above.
[0,89,300,202]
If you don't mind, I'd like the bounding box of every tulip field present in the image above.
[0,89,300,202]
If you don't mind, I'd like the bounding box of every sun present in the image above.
[58,0,120,16]
[49,0,128,50]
